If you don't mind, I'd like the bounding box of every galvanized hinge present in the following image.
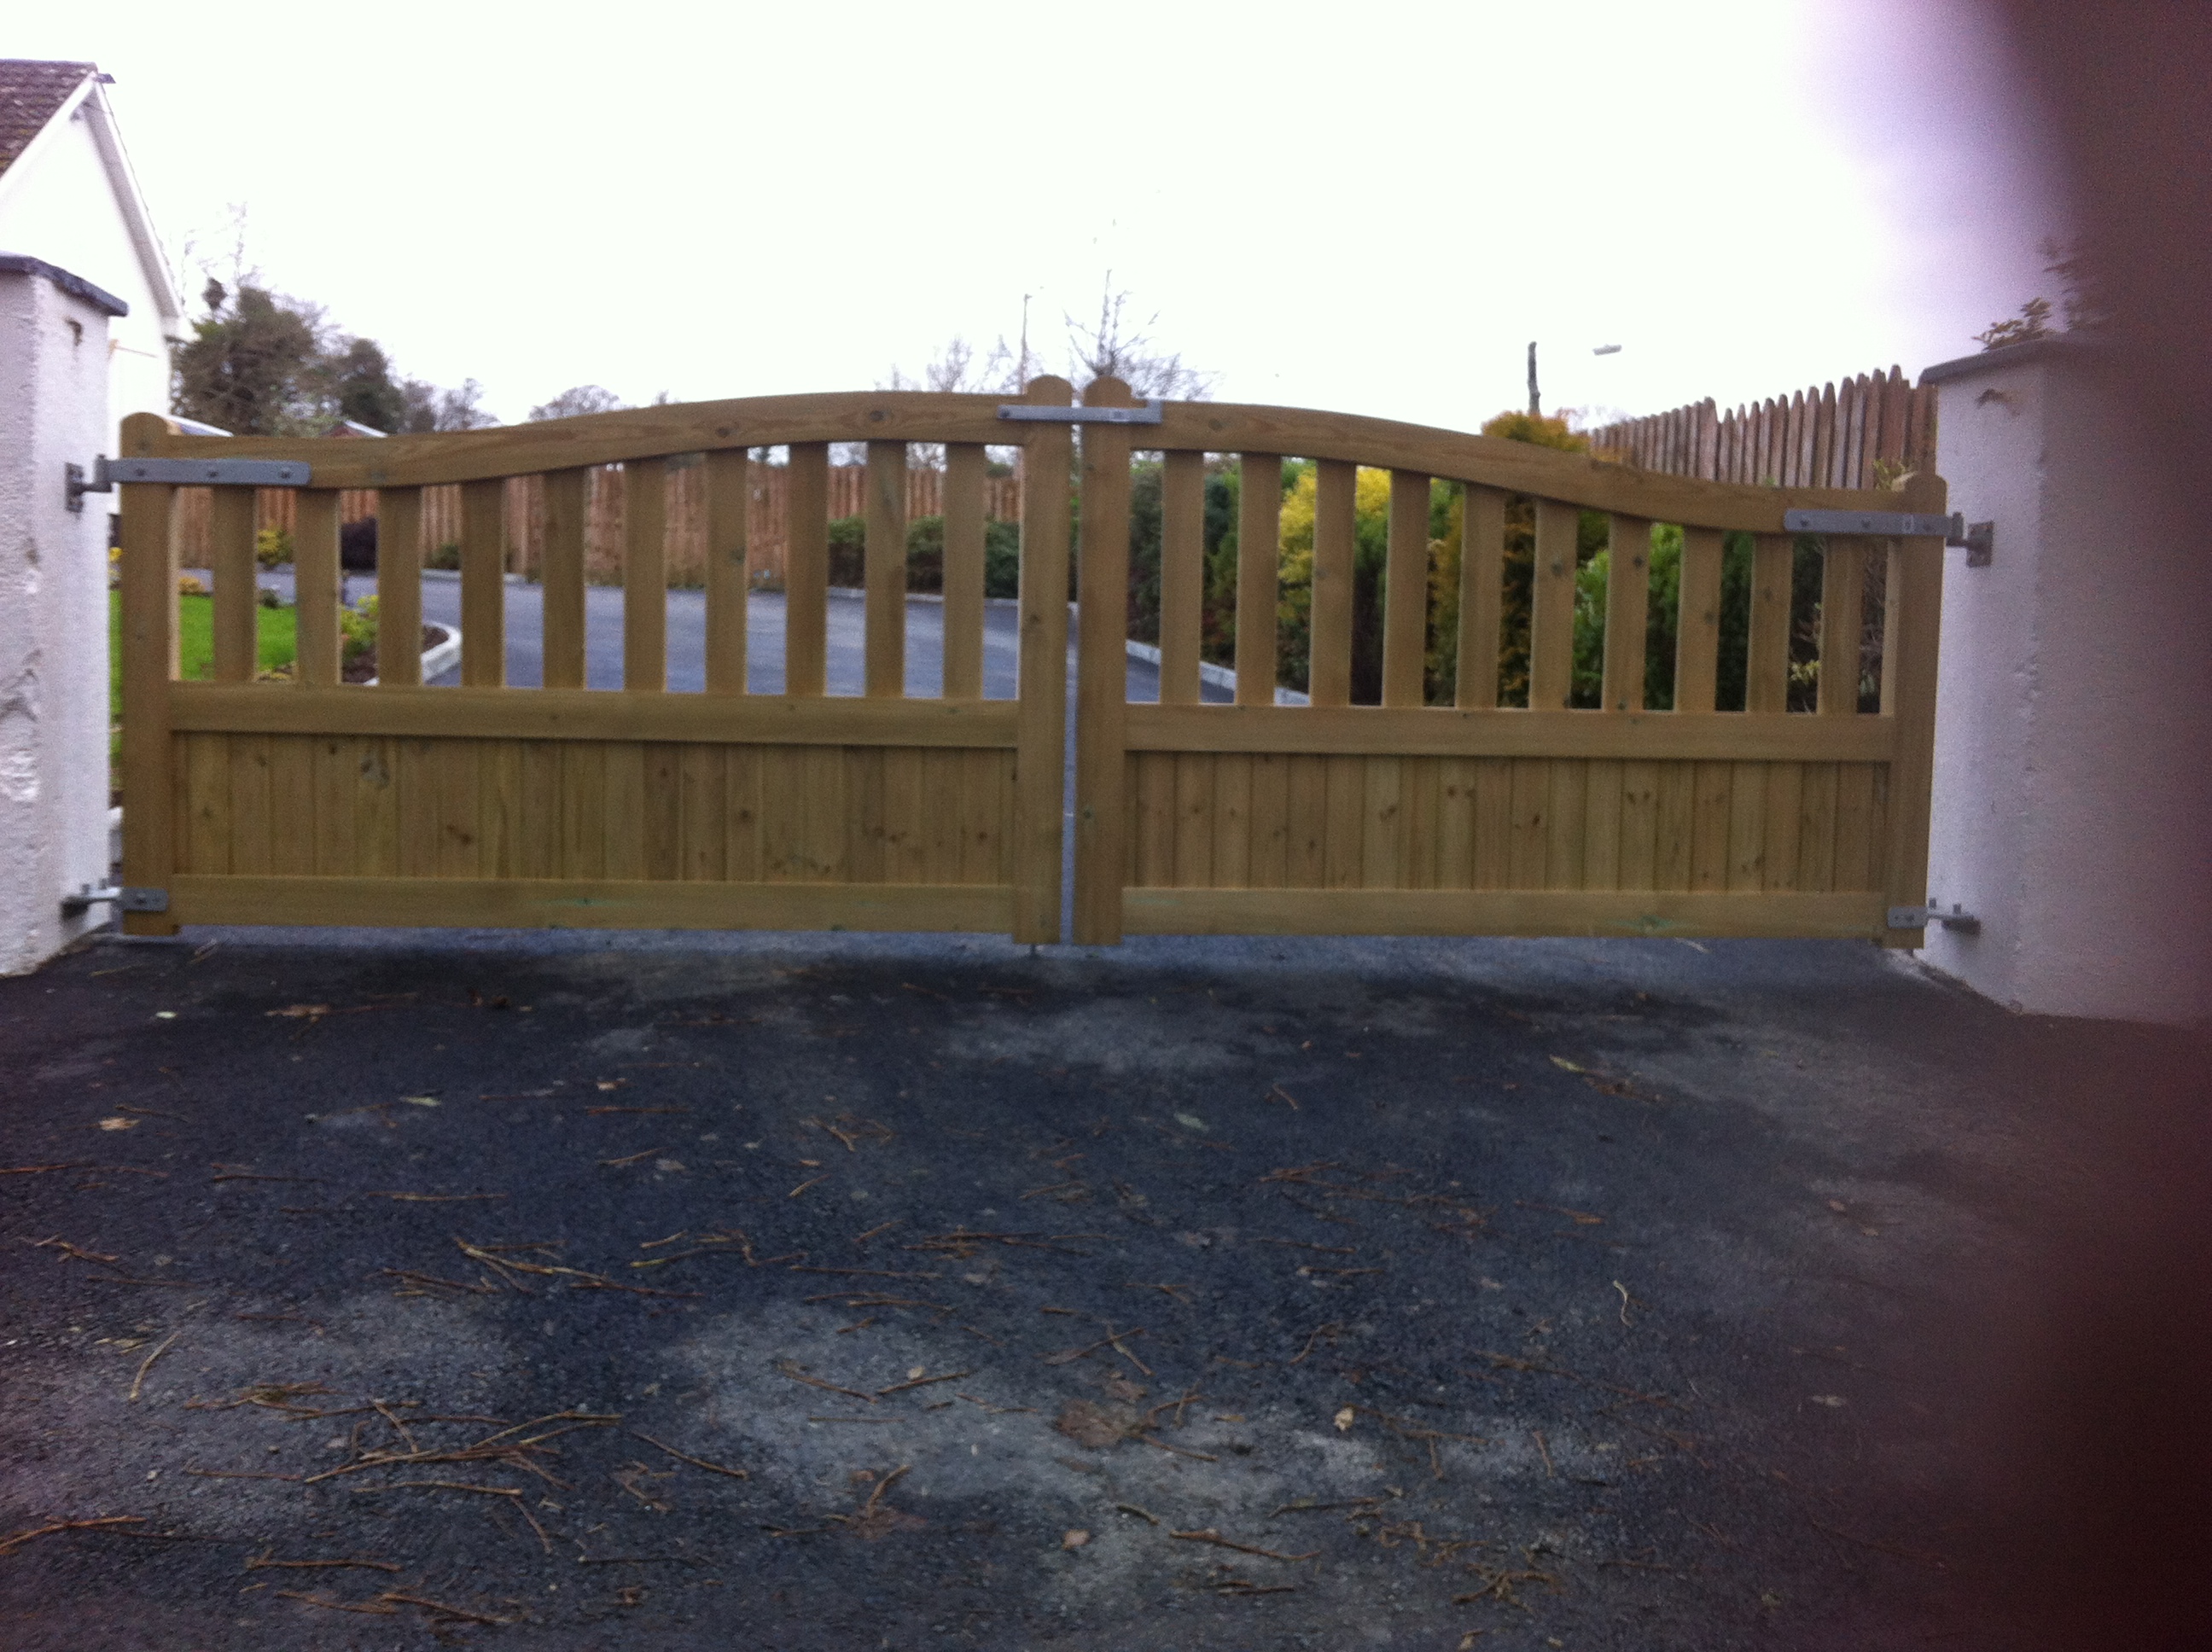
[68,454,312,509]
[1887,902,1980,933]
[997,400,1165,426]
[61,885,168,916]
[1783,509,1994,566]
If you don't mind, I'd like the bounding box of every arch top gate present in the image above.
[114,377,1947,947]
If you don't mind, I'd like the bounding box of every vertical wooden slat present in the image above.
[1727,761,1767,889]
[1213,754,1254,889]
[785,442,830,697]
[1618,760,1659,889]
[1690,762,1733,890]
[480,739,523,878]
[377,487,425,688]
[705,450,749,695]
[230,736,273,875]
[1763,763,1804,892]
[1359,759,1404,889]
[864,439,907,698]
[1880,476,1947,945]
[1602,516,1650,713]
[1074,379,1135,942]
[1174,753,1214,887]
[1545,761,1586,889]
[210,487,257,682]
[1528,500,1580,710]
[602,744,646,878]
[516,743,561,878]
[1012,377,1074,943]
[1382,470,1429,708]
[643,742,682,879]
[1158,450,1206,706]
[1471,758,1513,889]
[1813,384,1838,487]
[1507,759,1548,887]
[1323,755,1364,888]
[181,734,229,875]
[1796,762,1839,891]
[1234,453,1282,706]
[1744,536,1793,714]
[679,746,725,880]
[460,480,505,687]
[624,460,667,691]
[1582,759,1622,890]
[1286,753,1329,887]
[119,469,179,934]
[1674,527,1723,713]
[1308,459,1356,707]
[294,491,341,688]
[1437,758,1476,888]
[1249,753,1289,888]
[1456,486,1506,709]
[1817,540,1867,715]
[1654,764,1695,889]
[942,443,987,700]
[539,470,586,689]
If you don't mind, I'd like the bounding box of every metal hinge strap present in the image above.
[1887,902,1980,933]
[98,456,313,487]
[997,401,1165,426]
[60,885,168,916]
[1783,508,1994,565]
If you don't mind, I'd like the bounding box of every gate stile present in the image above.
[117,377,1946,947]
[116,381,1080,940]
[1068,382,1946,946]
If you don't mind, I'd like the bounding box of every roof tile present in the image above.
[0,60,96,181]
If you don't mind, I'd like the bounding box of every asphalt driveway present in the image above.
[5,927,2202,1650]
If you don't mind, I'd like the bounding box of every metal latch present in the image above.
[1783,509,1994,566]
[997,400,1165,426]
[61,885,168,916]
[69,455,313,511]
[1887,902,1980,933]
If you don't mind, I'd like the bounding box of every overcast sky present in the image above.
[20,0,2062,431]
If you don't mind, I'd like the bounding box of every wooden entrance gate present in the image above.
[115,378,1946,946]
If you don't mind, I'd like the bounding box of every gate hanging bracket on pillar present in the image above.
[68,453,314,511]
[1887,901,1981,933]
[61,885,169,917]
[1782,509,1994,567]
[996,400,1164,426]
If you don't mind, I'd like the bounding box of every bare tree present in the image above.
[1064,275,1217,400]
[528,385,626,422]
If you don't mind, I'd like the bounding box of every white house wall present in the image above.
[0,102,173,433]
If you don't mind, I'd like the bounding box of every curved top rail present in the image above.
[121,387,1940,532]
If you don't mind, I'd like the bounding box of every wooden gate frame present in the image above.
[116,378,1945,948]
[117,383,1081,940]
[1066,380,1945,946]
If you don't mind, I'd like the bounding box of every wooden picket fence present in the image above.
[1588,366,1935,487]
[169,462,1022,585]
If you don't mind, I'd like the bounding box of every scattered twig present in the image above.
[1115,1503,1161,1525]
[1170,1528,1318,1562]
[0,1515,143,1556]
[246,1552,401,1574]
[1532,1431,1554,1478]
[774,1363,876,1405]
[127,1329,183,1401]
[599,1148,665,1168]
[1289,1323,1344,1365]
[875,1369,974,1397]
[276,1590,399,1616]
[629,1431,748,1480]
[380,1591,515,1626]
[1266,1084,1301,1110]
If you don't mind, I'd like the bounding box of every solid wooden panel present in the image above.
[1359,759,1404,888]
[1618,759,1659,890]
[559,742,606,878]
[355,739,399,877]
[1173,752,1214,888]
[1834,762,1876,891]
[601,743,646,879]
[1545,760,1586,890]
[1131,753,1173,886]
[1602,517,1651,712]
[459,480,505,688]
[1690,761,1732,891]
[480,738,524,878]
[802,745,850,884]
[1074,378,1135,939]
[1815,538,1865,716]
[266,739,317,874]
[625,459,667,691]
[1122,886,1885,940]
[294,492,341,689]
[210,487,257,683]
[228,735,274,875]
[172,683,1019,747]
[725,747,763,881]
[1738,534,1788,715]
[958,748,1003,885]
[1309,460,1356,707]
[920,747,963,883]
[1249,752,1290,888]
[1116,702,1894,762]
[786,441,830,696]
[847,747,887,883]
[1211,753,1253,889]
[435,738,482,878]
[942,443,987,700]
[884,747,928,883]
[1796,761,1838,891]
[1401,757,1441,889]
[643,741,682,880]
[678,746,725,880]
[517,742,562,878]
[1436,757,1476,889]
[705,449,749,695]
[1508,758,1548,887]
[1674,526,1723,714]
[1234,453,1282,707]
[864,439,907,698]
[377,487,426,688]
[1285,753,1328,888]
[1323,755,1364,889]
[1011,377,1074,942]
[181,733,229,875]
[1582,759,1622,890]
[1471,757,1512,889]
[119,478,178,933]
[136,390,1927,535]
[1458,486,1506,710]
[1654,762,1695,890]
[1159,449,1207,706]
[539,470,586,689]
[168,875,1015,934]
[1763,762,1804,892]
[1528,499,1580,709]
[1382,470,1430,708]
[1727,760,1767,890]
[1878,489,1946,938]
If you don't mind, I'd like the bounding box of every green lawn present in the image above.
[108,590,297,737]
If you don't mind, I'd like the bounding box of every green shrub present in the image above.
[340,596,378,664]
[254,526,293,567]
[426,542,461,570]
[829,514,1021,597]
[984,520,1020,599]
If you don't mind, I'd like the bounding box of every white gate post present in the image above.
[0,256,123,974]
[1920,338,2212,1024]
